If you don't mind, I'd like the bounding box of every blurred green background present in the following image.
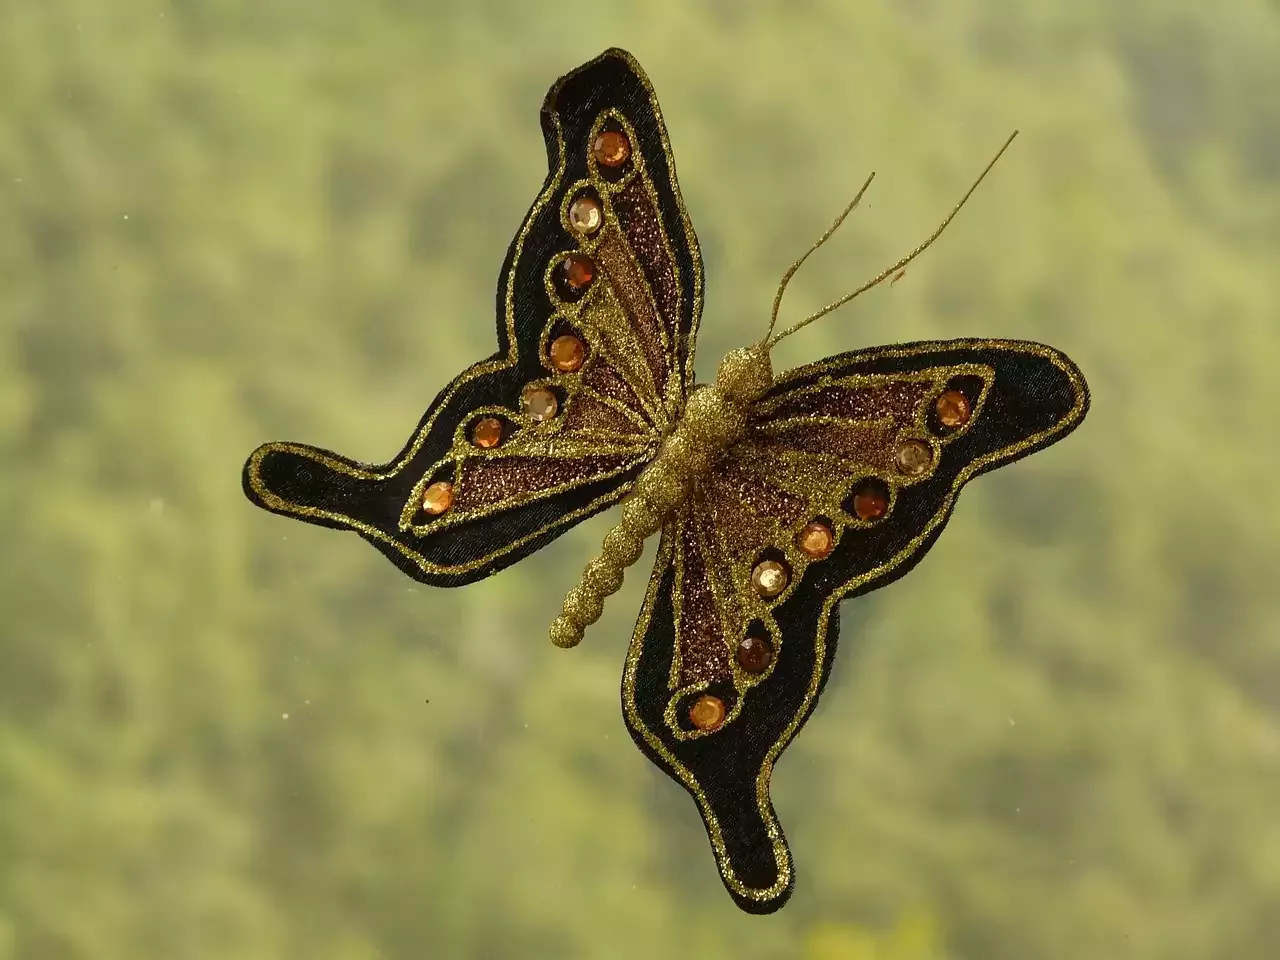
[3,1,1279,958]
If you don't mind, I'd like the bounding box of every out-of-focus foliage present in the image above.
[1,1,1277,958]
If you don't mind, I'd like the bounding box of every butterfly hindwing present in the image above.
[241,49,702,586]
[622,338,1089,913]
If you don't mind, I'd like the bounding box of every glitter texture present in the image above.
[676,517,733,686]
[757,381,930,422]
[582,361,649,419]
[563,393,648,435]
[453,454,639,511]
[596,233,670,391]
[710,460,807,523]
[751,421,899,470]
[613,179,681,345]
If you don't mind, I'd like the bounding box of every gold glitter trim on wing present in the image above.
[752,371,945,423]
[586,106,697,418]
[571,359,655,437]
[532,312,658,440]
[602,52,705,401]
[543,108,692,431]
[622,340,1088,905]
[558,258,666,425]
[562,391,651,438]
[595,232,670,394]
[659,501,777,742]
[401,416,655,534]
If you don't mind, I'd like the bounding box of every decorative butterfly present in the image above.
[242,49,1089,914]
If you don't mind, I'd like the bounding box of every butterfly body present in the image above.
[242,49,1089,913]
[551,344,773,648]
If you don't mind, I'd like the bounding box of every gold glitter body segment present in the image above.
[241,49,1091,915]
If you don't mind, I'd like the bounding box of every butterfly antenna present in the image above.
[766,130,1019,349]
[764,172,876,344]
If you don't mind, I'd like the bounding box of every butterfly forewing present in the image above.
[242,49,701,586]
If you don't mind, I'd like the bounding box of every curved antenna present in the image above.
[766,130,1019,349]
[764,172,876,344]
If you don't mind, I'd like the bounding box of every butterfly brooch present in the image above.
[242,48,1089,914]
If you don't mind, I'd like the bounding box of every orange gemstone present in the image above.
[736,635,774,674]
[936,390,971,428]
[521,385,559,422]
[549,334,585,372]
[689,694,726,731]
[472,417,503,448]
[796,521,835,559]
[559,253,596,291]
[751,559,788,598]
[568,195,602,235]
[852,482,888,521]
[592,130,630,168]
[422,481,453,515]
[894,439,933,476]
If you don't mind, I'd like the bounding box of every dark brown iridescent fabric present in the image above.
[676,518,733,686]
[454,454,640,511]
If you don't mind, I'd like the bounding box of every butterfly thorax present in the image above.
[548,345,772,648]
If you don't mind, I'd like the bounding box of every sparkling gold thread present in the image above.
[765,171,876,343]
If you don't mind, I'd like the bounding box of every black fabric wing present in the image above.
[241,49,703,587]
[622,338,1090,913]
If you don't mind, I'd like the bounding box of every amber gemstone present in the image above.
[422,481,453,515]
[751,559,788,599]
[936,390,972,428]
[736,635,774,674]
[852,483,888,521]
[521,385,559,422]
[472,417,503,449]
[689,694,726,731]
[796,521,835,559]
[592,130,631,168]
[559,253,596,291]
[894,439,934,476]
[549,334,585,373]
[568,195,602,235]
